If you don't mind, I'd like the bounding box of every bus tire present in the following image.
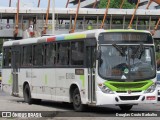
[119,105,133,111]
[33,99,41,104]
[72,88,85,112]
[23,84,33,104]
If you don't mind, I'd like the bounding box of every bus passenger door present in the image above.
[11,47,20,96]
[86,46,96,104]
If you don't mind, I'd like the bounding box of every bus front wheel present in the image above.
[119,105,133,111]
[72,88,85,112]
[23,84,33,104]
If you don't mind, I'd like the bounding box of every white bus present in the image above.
[2,29,157,111]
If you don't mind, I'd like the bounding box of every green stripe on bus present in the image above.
[64,34,86,40]
[104,80,153,91]
[80,75,85,88]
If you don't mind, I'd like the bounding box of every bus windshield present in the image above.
[98,45,156,81]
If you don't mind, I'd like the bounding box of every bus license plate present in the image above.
[146,96,156,100]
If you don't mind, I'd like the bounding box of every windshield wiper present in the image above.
[133,44,144,59]
[112,44,125,56]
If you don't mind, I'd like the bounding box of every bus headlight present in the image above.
[98,84,114,94]
[144,84,156,93]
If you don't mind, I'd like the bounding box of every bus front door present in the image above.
[86,46,96,104]
[11,47,20,96]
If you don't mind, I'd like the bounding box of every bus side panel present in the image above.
[46,68,56,100]
[18,68,32,97]
[55,68,71,102]
[68,68,88,104]
[31,68,55,100]
[2,69,12,94]
[55,68,88,104]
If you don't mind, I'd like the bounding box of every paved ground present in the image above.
[0,89,160,120]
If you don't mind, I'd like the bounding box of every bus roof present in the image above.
[3,29,151,47]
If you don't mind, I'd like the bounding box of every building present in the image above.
[138,0,160,9]
[70,0,160,9]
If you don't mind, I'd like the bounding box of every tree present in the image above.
[98,0,135,9]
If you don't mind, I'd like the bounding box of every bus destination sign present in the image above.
[98,32,153,44]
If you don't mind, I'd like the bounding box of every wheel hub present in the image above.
[74,94,80,106]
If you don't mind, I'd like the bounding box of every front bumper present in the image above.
[96,90,157,105]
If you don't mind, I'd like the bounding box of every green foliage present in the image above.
[156,52,160,60]
[98,0,135,9]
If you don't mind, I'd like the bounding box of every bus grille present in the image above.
[104,80,153,92]
[119,96,140,101]
[111,83,146,88]
[116,91,141,93]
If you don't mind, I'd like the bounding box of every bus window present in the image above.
[22,46,32,67]
[33,45,44,66]
[71,41,84,66]
[3,48,11,67]
[57,43,70,66]
[45,43,56,66]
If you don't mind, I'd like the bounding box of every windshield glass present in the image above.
[98,45,156,81]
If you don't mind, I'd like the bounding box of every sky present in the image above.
[0,0,68,8]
